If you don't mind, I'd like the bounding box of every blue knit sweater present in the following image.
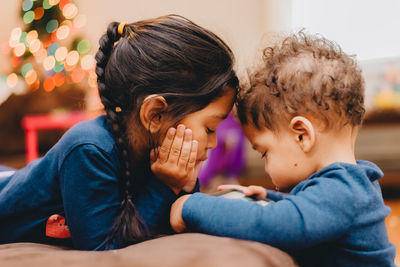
[182,161,396,267]
[0,115,198,250]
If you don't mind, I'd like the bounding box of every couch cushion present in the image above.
[0,233,297,267]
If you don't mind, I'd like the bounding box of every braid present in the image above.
[95,22,150,246]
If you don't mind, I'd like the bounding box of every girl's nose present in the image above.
[207,134,218,149]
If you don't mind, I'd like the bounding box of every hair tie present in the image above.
[118,22,127,36]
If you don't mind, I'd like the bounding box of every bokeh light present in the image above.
[81,54,95,70]
[26,30,38,46]
[14,43,26,57]
[55,46,68,61]
[56,25,70,40]
[34,7,45,20]
[43,0,53,10]
[65,50,79,66]
[29,79,40,91]
[43,56,56,70]
[11,28,22,41]
[53,61,64,72]
[25,69,38,84]
[0,74,7,85]
[23,11,35,24]
[19,32,27,44]
[59,0,71,10]
[11,56,22,68]
[22,0,34,11]
[46,19,59,33]
[49,0,61,5]
[54,72,65,87]
[21,63,33,77]
[43,76,55,92]
[62,3,78,19]
[7,73,18,88]
[47,42,59,56]
[29,39,41,53]
[77,39,90,54]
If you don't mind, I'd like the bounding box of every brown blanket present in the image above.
[0,233,297,267]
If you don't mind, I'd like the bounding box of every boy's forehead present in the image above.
[241,123,264,141]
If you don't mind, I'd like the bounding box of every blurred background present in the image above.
[0,0,398,263]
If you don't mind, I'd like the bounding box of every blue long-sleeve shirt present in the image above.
[0,115,198,250]
[182,161,396,267]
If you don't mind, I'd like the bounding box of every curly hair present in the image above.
[236,31,365,131]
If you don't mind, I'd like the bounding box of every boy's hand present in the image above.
[217,184,267,199]
[151,125,199,194]
[170,194,191,233]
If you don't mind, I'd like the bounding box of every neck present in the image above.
[315,125,358,171]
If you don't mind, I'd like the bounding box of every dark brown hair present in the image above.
[95,15,238,246]
[236,31,365,131]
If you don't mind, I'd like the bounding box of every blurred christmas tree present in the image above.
[0,0,96,105]
[0,0,97,157]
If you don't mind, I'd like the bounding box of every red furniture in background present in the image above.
[21,111,90,164]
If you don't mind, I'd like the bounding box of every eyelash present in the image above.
[206,127,215,134]
[261,152,266,159]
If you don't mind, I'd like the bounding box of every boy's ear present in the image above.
[139,95,168,133]
[289,116,315,153]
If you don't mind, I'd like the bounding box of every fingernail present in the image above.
[184,129,192,136]
[169,128,176,135]
[177,124,185,133]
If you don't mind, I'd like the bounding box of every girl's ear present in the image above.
[289,116,315,153]
[139,95,168,133]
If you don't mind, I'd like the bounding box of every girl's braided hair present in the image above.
[95,15,238,246]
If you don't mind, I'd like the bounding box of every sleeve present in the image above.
[59,144,122,250]
[266,189,287,201]
[182,178,356,251]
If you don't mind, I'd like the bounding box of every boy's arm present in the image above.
[176,180,355,251]
[266,189,287,201]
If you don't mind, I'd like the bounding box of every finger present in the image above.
[158,127,176,163]
[168,124,185,165]
[178,129,193,169]
[186,140,198,173]
[248,185,267,198]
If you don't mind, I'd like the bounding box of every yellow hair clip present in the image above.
[118,22,127,36]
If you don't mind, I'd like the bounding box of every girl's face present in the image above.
[179,89,235,165]
[241,124,316,190]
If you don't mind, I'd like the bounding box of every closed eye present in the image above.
[206,127,215,134]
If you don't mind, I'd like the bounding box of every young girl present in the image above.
[170,32,396,266]
[0,15,238,250]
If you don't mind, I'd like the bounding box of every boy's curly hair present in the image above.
[236,31,365,131]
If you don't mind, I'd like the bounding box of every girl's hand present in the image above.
[151,125,199,194]
[217,184,267,199]
[170,194,191,233]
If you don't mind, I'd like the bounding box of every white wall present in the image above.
[292,0,400,61]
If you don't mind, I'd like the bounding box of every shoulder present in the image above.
[290,161,385,212]
[58,115,116,154]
